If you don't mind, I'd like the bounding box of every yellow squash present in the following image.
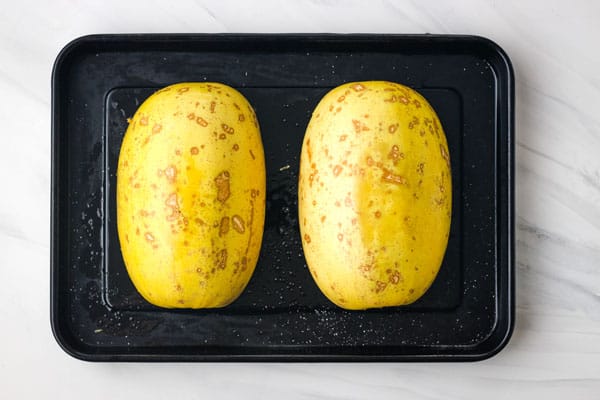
[298,81,451,310]
[117,82,265,308]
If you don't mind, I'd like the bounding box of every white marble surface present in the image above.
[1,0,599,398]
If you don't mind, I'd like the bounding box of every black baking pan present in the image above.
[51,34,514,361]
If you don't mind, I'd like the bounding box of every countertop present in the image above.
[1,0,599,398]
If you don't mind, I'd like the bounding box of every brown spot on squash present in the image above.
[440,144,450,168]
[352,83,365,92]
[360,263,373,273]
[352,119,370,133]
[196,116,208,127]
[388,145,404,165]
[164,165,177,183]
[165,193,181,221]
[190,146,199,155]
[408,116,419,129]
[165,192,178,208]
[219,216,230,236]
[139,116,148,126]
[232,215,245,234]
[344,195,352,207]
[333,165,343,177]
[381,169,407,185]
[215,249,227,270]
[152,123,162,134]
[389,271,402,284]
[214,171,231,203]
[221,123,234,135]
[303,234,311,244]
[375,281,387,293]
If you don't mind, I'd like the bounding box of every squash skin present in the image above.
[117,82,266,309]
[298,81,451,310]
